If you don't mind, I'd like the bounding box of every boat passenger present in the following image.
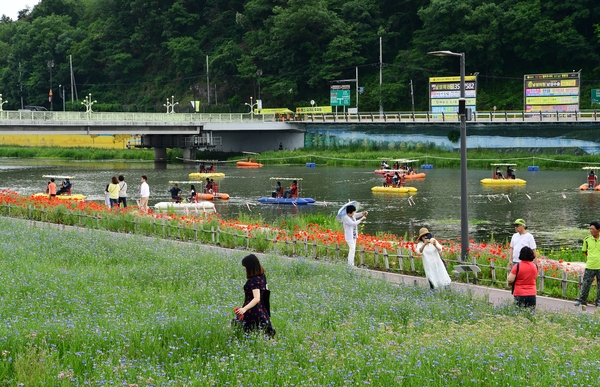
[189,185,197,202]
[199,162,206,173]
[283,180,298,198]
[588,171,598,189]
[408,166,415,175]
[246,156,251,162]
[495,168,504,179]
[204,178,211,193]
[48,178,57,199]
[208,164,215,172]
[381,160,390,169]
[210,179,217,193]
[383,174,392,187]
[507,166,516,179]
[272,181,283,197]
[169,183,182,203]
[57,178,72,195]
[394,161,400,170]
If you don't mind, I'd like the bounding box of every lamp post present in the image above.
[0,94,7,112]
[163,96,179,114]
[244,96,257,120]
[47,60,54,111]
[81,93,96,115]
[428,50,468,261]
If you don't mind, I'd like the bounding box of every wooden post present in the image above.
[194,222,197,240]
[374,247,379,268]
[409,250,416,272]
[335,242,340,260]
[490,258,496,282]
[293,236,297,256]
[561,271,568,297]
[539,267,545,293]
[383,248,389,271]
[246,230,250,249]
[313,240,318,260]
[359,247,365,266]
[217,226,221,245]
[398,248,404,272]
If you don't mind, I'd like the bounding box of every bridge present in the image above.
[1,110,599,160]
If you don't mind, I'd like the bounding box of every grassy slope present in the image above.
[1,217,599,386]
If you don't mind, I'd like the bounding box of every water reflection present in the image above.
[0,158,593,249]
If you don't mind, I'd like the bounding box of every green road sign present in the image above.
[592,89,600,107]
[330,85,351,106]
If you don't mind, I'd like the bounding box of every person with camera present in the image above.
[416,227,451,289]
[343,204,368,266]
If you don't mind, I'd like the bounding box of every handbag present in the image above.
[262,289,272,317]
[511,263,520,295]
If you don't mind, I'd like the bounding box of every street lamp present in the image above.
[81,93,96,115]
[47,60,54,111]
[0,94,7,112]
[163,96,179,114]
[244,96,257,120]
[428,50,468,261]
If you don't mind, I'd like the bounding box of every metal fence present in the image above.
[0,202,584,300]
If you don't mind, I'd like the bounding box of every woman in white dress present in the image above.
[416,227,451,289]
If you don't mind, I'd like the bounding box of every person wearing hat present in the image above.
[509,219,536,267]
[342,204,368,266]
[415,227,451,289]
[575,221,600,307]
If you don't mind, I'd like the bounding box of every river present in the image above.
[0,159,595,249]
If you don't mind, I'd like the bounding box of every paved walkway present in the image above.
[363,268,593,313]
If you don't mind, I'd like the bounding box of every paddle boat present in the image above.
[32,175,87,201]
[187,160,225,179]
[481,163,526,185]
[169,181,230,201]
[154,201,215,213]
[258,177,315,205]
[374,159,426,180]
[236,151,264,168]
[371,186,418,193]
[578,167,600,191]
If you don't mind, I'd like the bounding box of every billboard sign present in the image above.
[524,73,580,111]
[330,85,351,107]
[429,76,477,113]
[592,89,600,107]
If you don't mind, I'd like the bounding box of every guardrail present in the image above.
[1,110,598,124]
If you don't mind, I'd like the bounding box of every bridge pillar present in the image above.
[182,147,196,165]
[154,147,167,169]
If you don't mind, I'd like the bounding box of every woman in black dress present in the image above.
[234,254,275,336]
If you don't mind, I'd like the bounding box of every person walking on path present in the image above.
[575,221,600,307]
[118,175,128,208]
[507,246,538,309]
[139,175,150,212]
[509,219,536,267]
[415,227,451,289]
[342,204,367,266]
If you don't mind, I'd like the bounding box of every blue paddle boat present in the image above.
[258,177,315,205]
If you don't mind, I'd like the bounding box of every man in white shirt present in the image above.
[509,218,536,267]
[140,175,150,211]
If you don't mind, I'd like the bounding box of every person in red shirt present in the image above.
[507,246,537,309]
[48,178,57,199]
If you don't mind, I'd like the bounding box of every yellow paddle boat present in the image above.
[32,175,87,201]
[371,186,418,193]
[481,163,526,185]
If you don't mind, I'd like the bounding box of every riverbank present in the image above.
[1,215,598,385]
[2,144,598,170]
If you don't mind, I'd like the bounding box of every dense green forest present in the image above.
[0,0,599,113]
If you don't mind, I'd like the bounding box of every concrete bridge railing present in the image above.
[1,109,599,125]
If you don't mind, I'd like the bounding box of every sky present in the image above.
[2,1,40,20]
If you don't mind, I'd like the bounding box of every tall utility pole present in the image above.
[379,36,383,114]
[206,55,210,105]
[410,79,415,114]
[47,60,54,111]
